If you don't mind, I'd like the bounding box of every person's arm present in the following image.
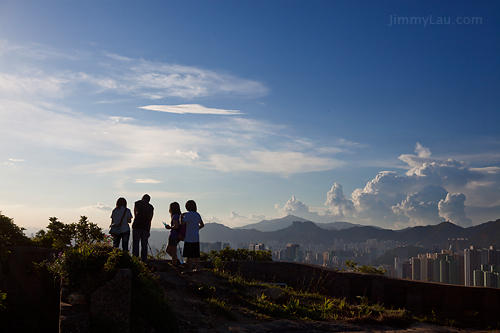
[127,209,132,223]
[199,218,204,230]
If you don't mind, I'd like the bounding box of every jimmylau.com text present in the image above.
[388,15,482,27]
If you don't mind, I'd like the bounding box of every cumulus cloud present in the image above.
[276,143,499,228]
[438,193,472,227]
[139,104,241,115]
[325,183,354,218]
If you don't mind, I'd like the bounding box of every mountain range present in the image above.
[149,215,500,251]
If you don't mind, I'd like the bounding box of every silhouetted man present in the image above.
[132,194,154,262]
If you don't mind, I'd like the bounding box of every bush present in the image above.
[345,260,386,275]
[202,247,273,262]
[44,242,177,332]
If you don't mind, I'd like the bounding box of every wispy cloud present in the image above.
[81,202,113,211]
[0,41,268,100]
[0,100,350,175]
[139,104,242,115]
[134,179,162,184]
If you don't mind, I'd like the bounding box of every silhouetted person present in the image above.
[182,200,204,273]
[110,197,133,251]
[132,194,154,262]
[164,202,183,267]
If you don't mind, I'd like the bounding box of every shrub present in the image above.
[345,260,386,275]
[43,242,177,332]
[203,247,272,262]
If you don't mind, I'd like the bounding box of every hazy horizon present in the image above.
[1,1,499,231]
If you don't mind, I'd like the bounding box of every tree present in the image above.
[73,216,106,246]
[0,213,32,262]
[33,216,105,250]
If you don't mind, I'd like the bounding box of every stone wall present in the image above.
[221,261,500,327]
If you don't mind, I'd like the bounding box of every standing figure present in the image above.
[182,200,204,273]
[164,202,182,267]
[110,197,133,251]
[132,194,154,262]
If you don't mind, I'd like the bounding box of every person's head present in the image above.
[116,197,127,208]
[185,200,197,212]
[169,202,181,216]
[142,194,151,203]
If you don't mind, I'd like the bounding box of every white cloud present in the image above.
[277,143,500,228]
[439,193,472,227]
[134,179,162,184]
[82,202,112,211]
[0,41,268,100]
[139,104,241,115]
[325,183,354,218]
[0,100,348,175]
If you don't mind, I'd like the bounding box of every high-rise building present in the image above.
[412,257,421,281]
[465,246,483,286]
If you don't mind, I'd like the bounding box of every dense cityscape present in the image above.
[199,238,500,288]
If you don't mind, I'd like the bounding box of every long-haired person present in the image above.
[164,202,183,267]
[110,197,133,251]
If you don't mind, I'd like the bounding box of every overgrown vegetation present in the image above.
[208,269,412,326]
[0,290,6,311]
[201,247,273,262]
[42,241,177,332]
[344,260,386,275]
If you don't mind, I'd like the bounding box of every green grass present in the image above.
[210,268,413,325]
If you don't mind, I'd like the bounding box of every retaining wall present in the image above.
[222,261,500,327]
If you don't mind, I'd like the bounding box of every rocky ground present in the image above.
[148,260,497,333]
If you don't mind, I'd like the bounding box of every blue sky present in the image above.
[1,1,499,231]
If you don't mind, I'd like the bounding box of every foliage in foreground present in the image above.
[207,269,412,326]
[42,242,177,332]
[0,290,6,311]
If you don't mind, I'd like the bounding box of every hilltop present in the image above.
[148,260,487,333]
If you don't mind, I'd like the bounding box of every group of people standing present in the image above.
[110,194,204,273]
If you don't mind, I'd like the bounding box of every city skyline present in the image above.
[1,1,499,231]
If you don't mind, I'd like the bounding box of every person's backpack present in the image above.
[177,215,186,241]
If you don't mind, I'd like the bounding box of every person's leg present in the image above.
[187,257,193,271]
[140,230,149,262]
[132,229,140,258]
[195,257,200,270]
[122,231,130,252]
[167,245,178,266]
[113,234,120,248]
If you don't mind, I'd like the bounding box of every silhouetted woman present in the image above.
[110,197,133,251]
[164,202,183,267]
